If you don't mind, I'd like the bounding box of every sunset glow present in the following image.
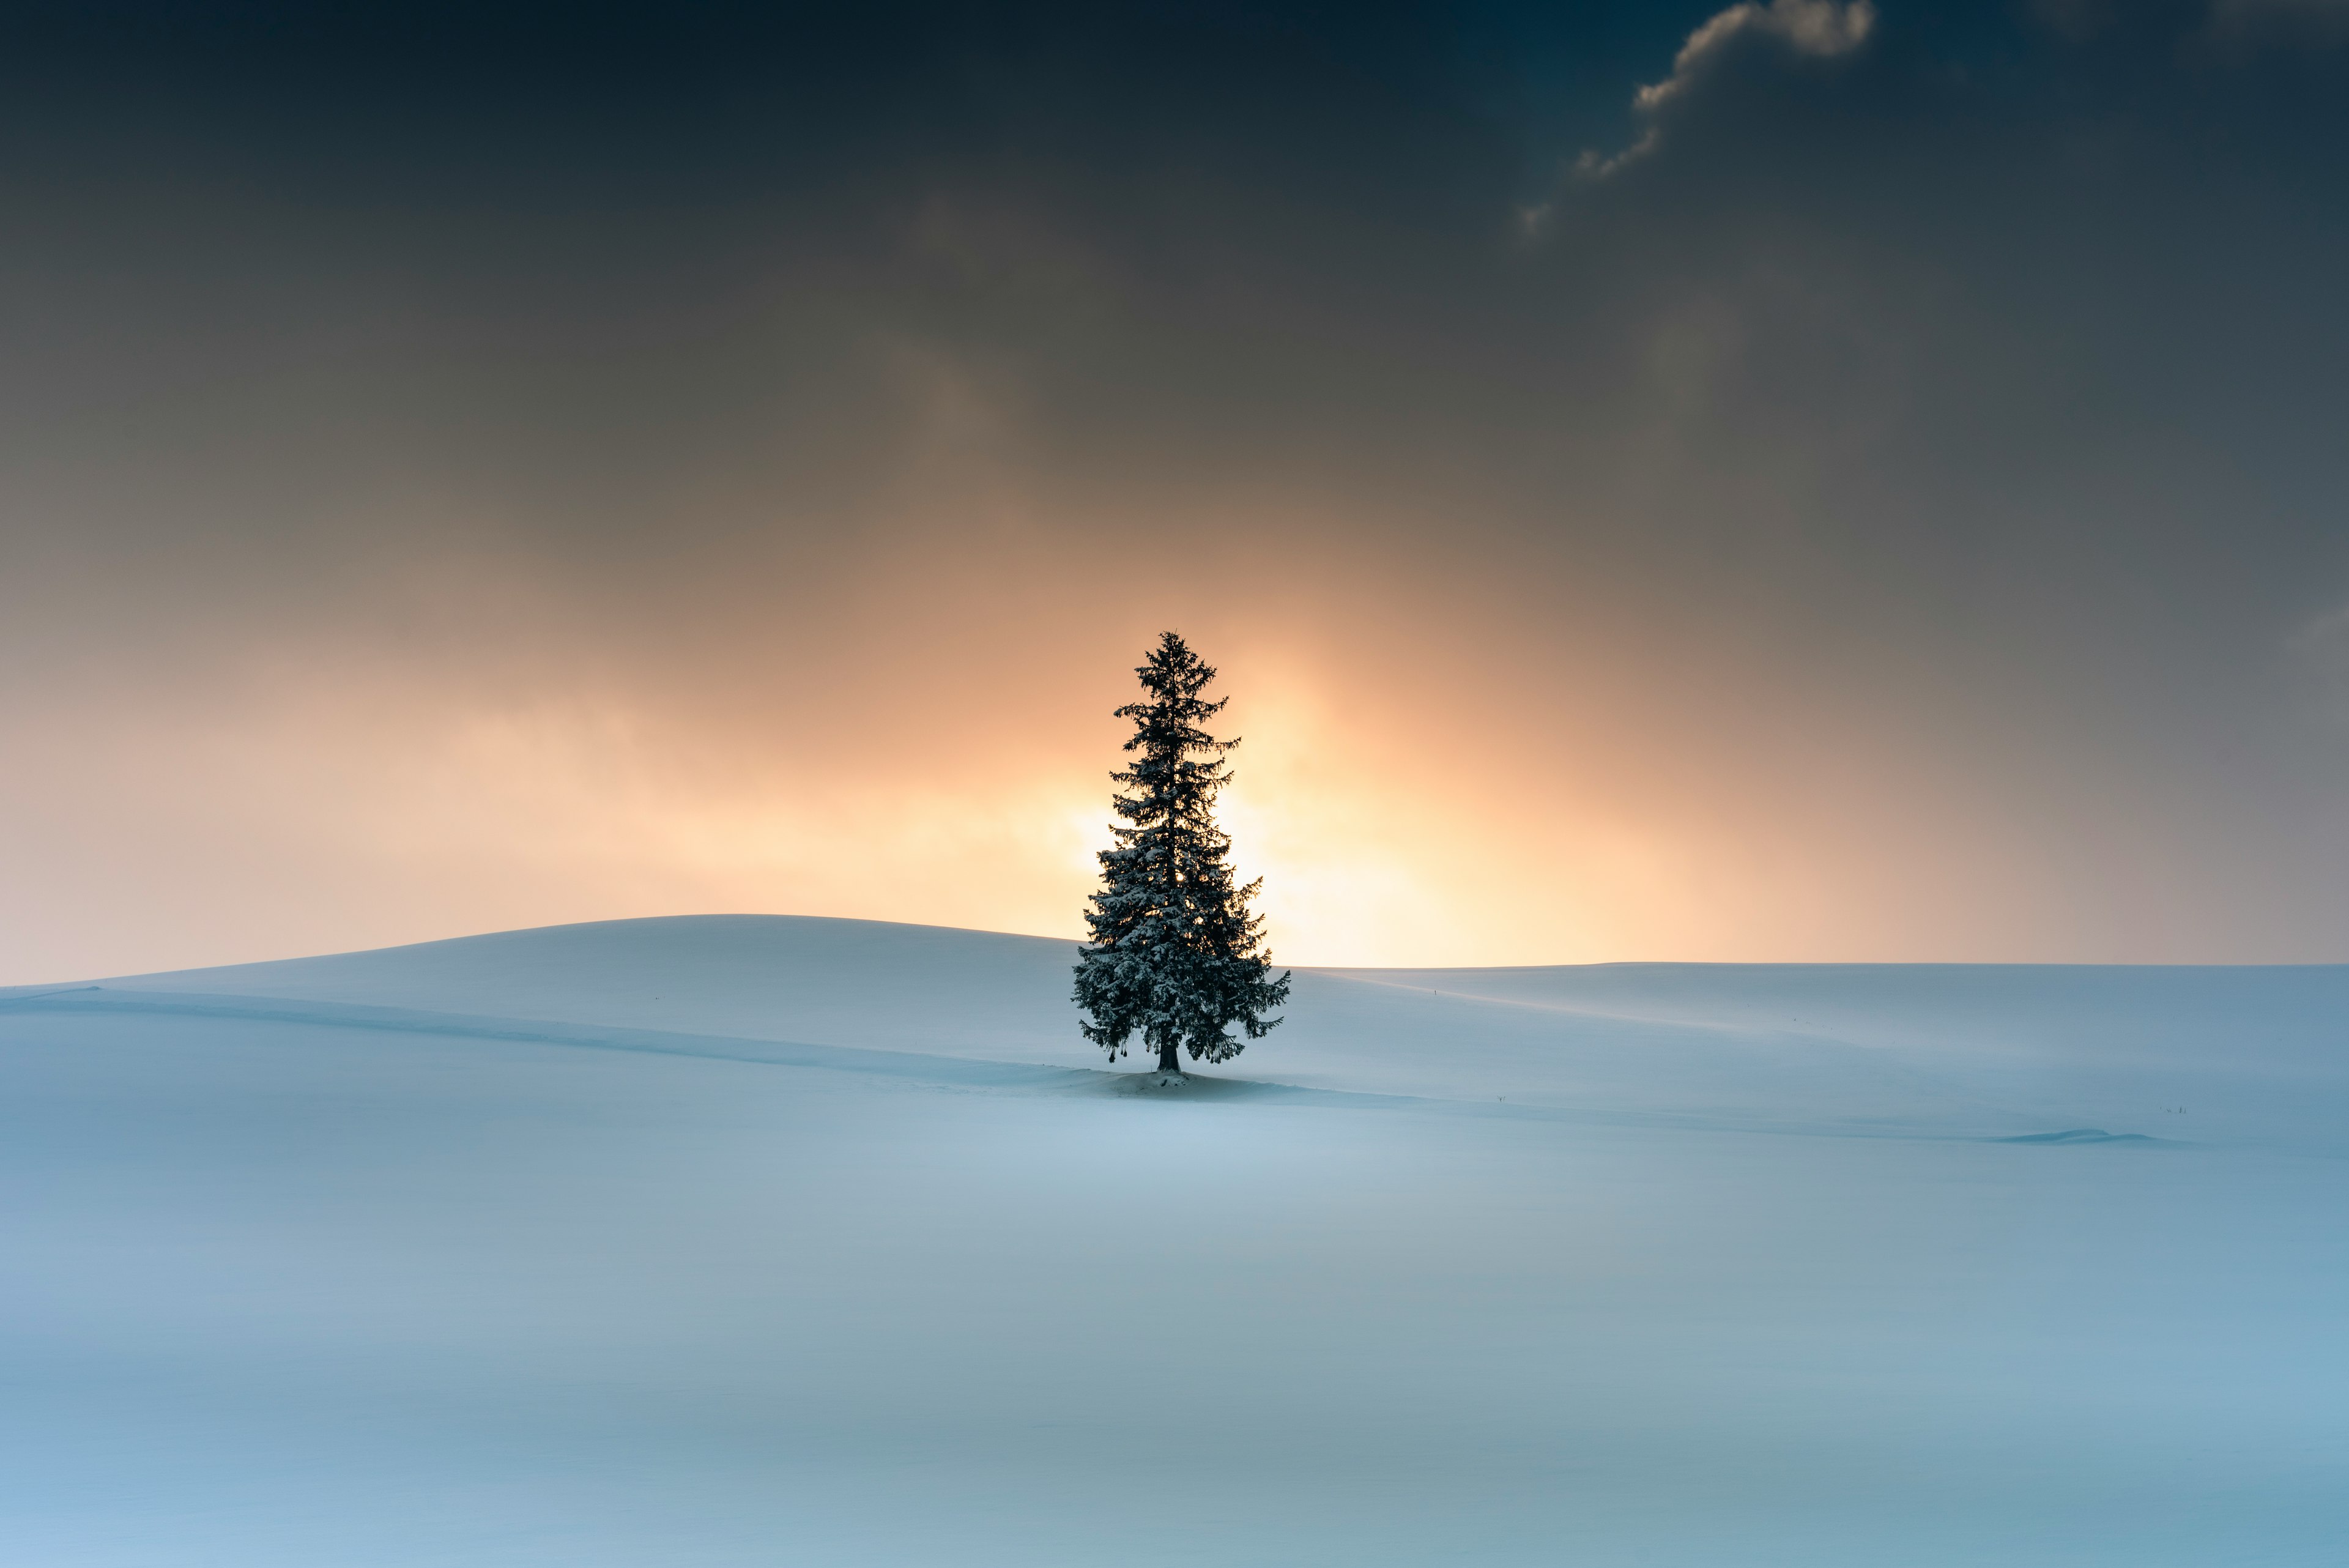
[4,4,2346,981]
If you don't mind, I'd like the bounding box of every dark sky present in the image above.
[6,0,2348,977]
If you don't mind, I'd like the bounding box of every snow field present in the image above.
[2,916,2344,1564]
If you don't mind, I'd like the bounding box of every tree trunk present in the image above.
[1157,1039,1181,1075]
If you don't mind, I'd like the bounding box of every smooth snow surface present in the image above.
[6,915,2346,1565]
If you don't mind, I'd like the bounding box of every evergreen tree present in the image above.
[1074,631,1291,1074]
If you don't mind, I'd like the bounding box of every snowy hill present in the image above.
[97,913,2349,1145]
[4,917,2345,1566]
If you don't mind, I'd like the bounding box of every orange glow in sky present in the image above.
[2,480,2295,981]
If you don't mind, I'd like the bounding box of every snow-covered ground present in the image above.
[4,915,2344,1564]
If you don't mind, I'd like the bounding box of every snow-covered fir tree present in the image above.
[1074,631,1292,1075]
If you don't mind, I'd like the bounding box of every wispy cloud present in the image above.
[1572,0,1877,182]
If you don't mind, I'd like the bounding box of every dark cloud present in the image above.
[3,1,2347,973]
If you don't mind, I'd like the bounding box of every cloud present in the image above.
[1636,0,1879,111]
[1572,0,1877,180]
[9,1,2349,972]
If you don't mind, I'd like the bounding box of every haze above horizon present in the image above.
[6,1,2348,979]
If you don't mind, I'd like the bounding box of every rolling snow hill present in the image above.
[92,913,2349,1144]
[2,916,2345,1566]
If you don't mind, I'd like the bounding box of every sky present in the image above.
[4,0,2348,979]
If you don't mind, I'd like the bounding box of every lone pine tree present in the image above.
[1074,631,1292,1075]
